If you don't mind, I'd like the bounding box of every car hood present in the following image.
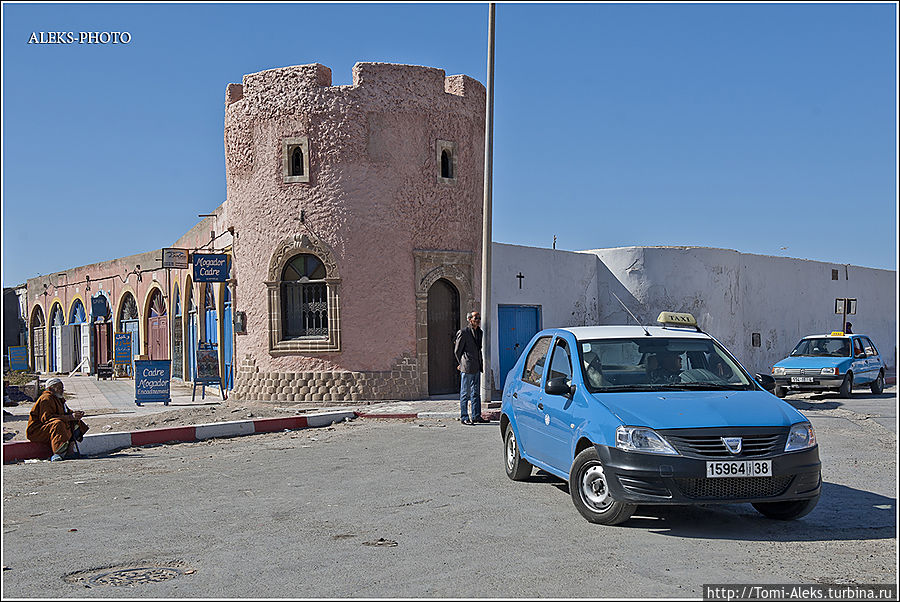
[590,390,804,429]
[773,356,850,369]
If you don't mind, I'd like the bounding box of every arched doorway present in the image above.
[92,294,112,371]
[118,292,139,373]
[172,285,183,379]
[69,299,89,373]
[147,288,169,360]
[427,278,460,395]
[31,306,46,372]
[203,284,218,347]
[49,303,64,372]
[187,284,198,381]
[223,286,233,390]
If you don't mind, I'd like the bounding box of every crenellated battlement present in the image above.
[224,62,484,108]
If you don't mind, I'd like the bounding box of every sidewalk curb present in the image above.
[354,409,501,421]
[2,410,356,464]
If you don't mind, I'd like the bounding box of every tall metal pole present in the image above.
[480,2,496,404]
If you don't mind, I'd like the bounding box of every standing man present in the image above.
[455,311,488,425]
[26,377,88,461]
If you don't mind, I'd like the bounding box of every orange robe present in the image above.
[25,391,89,454]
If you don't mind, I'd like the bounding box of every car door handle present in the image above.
[537,403,543,410]
[512,392,517,398]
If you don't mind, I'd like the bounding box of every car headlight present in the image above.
[616,426,680,455]
[773,367,786,376]
[820,367,838,375]
[785,422,817,452]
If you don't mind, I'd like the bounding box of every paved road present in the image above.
[2,389,895,598]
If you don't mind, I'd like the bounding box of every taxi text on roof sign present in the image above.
[657,311,697,327]
[830,331,845,337]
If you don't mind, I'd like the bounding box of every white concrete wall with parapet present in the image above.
[490,244,896,385]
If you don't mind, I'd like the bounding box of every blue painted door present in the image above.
[498,305,541,388]
[223,288,233,389]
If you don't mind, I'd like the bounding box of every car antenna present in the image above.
[611,290,651,336]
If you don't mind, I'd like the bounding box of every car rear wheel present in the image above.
[839,373,853,398]
[752,495,819,520]
[569,447,636,525]
[504,426,532,481]
[775,386,787,398]
[870,372,884,395]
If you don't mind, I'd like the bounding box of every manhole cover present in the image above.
[88,567,183,587]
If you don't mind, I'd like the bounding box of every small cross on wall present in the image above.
[516,272,525,289]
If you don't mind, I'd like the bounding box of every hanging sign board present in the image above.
[8,346,28,370]
[114,333,133,365]
[162,248,189,269]
[193,254,228,282]
[134,360,171,405]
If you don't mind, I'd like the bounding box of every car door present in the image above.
[850,337,870,384]
[861,337,883,377]
[513,335,553,457]
[540,336,579,472]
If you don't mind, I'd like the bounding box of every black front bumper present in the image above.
[596,444,821,505]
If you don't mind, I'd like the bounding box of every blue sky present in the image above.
[2,2,897,287]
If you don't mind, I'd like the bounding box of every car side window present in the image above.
[862,337,879,356]
[853,338,866,358]
[548,338,573,382]
[522,336,552,387]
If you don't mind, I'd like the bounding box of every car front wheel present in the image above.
[752,495,819,520]
[871,372,884,395]
[504,425,532,481]
[839,373,853,398]
[569,447,636,525]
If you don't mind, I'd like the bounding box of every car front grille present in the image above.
[675,476,793,500]
[661,428,788,458]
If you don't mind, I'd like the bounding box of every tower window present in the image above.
[436,140,457,183]
[282,137,310,183]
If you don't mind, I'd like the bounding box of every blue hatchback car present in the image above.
[500,312,821,525]
[771,333,887,398]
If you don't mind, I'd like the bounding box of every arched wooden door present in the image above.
[118,293,139,373]
[148,288,169,360]
[223,286,233,389]
[172,286,183,379]
[31,307,46,372]
[427,278,460,395]
[69,299,89,373]
[49,304,64,372]
[92,294,112,370]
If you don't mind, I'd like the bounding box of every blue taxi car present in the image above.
[771,332,886,398]
[500,312,821,525]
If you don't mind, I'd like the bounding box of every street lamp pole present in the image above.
[480,2,496,404]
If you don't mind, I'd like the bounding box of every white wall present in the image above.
[491,243,896,385]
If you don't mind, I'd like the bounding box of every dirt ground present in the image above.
[2,398,359,443]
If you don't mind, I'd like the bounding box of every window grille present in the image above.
[281,254,328,339]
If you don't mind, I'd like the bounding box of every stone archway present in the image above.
[413,250,475,397]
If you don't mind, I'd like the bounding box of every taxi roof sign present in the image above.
[657,311,697,328]
[829,331,845,337]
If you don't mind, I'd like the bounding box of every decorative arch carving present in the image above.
[267,232,340,282]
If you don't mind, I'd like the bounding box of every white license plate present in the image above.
[791,376,814,383]
[706,460,772,478]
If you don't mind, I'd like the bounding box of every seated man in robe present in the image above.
[26,377,88,461]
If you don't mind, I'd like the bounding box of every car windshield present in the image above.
[790,338,850,358]
[577,337,754,393]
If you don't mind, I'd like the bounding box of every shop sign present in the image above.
[162,248,189,269]
[114,333,132,365]
[134,359,171,405]
[193,254,228,282]
[8,346,28,370]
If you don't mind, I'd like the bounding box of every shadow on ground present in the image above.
[526,472,894,542]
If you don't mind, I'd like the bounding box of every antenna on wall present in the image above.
[610,290,651,336]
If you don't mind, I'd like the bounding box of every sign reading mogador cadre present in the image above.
[134,359,171,406]
[8,346,28,370]
[193,253,228,282]
[162,248,189,269]
[114,333,132,365]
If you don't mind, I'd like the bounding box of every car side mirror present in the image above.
[755,373,777,393]
[546,376,575,397]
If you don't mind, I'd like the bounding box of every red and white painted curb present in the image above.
[3,410,356,464]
